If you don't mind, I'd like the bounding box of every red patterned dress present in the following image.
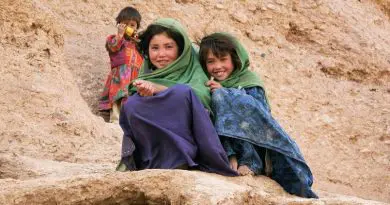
[99,35,143,111]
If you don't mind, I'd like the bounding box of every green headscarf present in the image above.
[130,18,211,110]
[216,33,265,89]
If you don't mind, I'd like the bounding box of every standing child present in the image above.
[199,33,318,198]
[99,7,144,123]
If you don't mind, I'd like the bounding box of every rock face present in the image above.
[0,0,389,204]
[0,170,387,205]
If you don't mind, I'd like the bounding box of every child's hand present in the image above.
[133,80,155,97]
[206,79,222,93]
[116,23,126,39]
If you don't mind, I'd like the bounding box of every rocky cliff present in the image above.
[0,0,389,204]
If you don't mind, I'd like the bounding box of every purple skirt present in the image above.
[119,84,237,176]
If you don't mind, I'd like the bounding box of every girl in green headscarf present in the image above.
[199,33,318,198]
[129,18,211,110]
[117,19,237,177]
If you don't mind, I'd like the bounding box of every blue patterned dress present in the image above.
[212,86,318,198]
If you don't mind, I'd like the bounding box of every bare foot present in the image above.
[238,165,254,176]
[229,156,238,171]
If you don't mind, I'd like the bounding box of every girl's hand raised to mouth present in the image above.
[206,77,222,93]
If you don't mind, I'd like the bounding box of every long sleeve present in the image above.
[106,34,124,53]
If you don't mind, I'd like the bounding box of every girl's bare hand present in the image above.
[206,80,222,93]
[133,80,156,97]
[117,23,126,39]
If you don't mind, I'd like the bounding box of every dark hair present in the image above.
[199,33,241,72]
[115,7,141,29]
[138,24,185,59]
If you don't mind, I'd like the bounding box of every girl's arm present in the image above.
[106,23,126,53]
[106,34,124,53]
[133,80,168,96]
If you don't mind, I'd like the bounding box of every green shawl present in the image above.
[216,33,265,89]
[130,18,211,110]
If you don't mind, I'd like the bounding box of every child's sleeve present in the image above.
[106,35,123,53]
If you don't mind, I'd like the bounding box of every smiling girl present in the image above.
[199,33,318,198]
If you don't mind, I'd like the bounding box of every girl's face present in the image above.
[206,51,234,81]
[121,19,138,30]
[148,32,179,69]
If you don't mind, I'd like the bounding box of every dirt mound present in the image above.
[0,0,389,204]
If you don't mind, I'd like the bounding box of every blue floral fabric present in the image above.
[211,86,318,198]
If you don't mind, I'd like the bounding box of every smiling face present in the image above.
[205,50,234,81]
[148,32,179,69]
